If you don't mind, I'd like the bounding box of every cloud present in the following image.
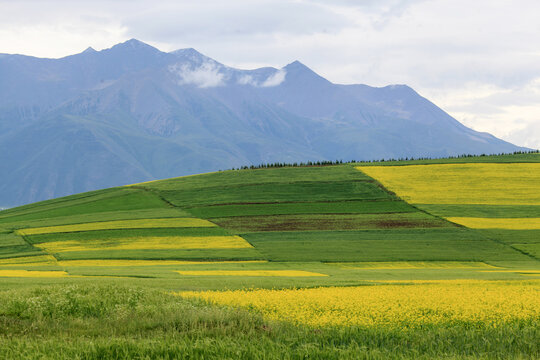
[424,78,540,149]
[236,69,286,87]
[237,74,257,86]
[506,122,540,150]
[169,62,225,88]
[260,69,286,87]
[122,1,348,43]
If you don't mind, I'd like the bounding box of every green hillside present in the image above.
[0,153,539,359]
[0,153,538,288]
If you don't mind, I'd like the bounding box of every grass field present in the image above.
[16,217,216,235]
[0,153,539,359]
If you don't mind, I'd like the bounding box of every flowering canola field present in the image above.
[0,270,68,277]
[55,260,267,267]
[181,280,540,328]
[0,255,58,266]
[358,163,540,205]
[35,236,252,253]
[333,261,497,269]
[446,217,540,229]
[176,270,327,277]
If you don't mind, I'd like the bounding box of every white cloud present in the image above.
[169,62,225,88]
[237,69,287,87]
[420,78,540,149]
[237,74,257,86]
[260,69,287,87]
[506,123,540,150]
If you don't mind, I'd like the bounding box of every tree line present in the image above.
[224,150,540,171]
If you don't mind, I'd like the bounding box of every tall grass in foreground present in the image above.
[0,284,538,359]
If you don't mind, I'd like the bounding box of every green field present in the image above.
[0,153,539,359]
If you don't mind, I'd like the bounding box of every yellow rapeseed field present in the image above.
[447,217,540,229]
[57,260,267,267]
[481,270,540,272]
[358,163,540,205]
[176,270,328,277]
[0,270,68,277]
[0,255,58,266]
[181,280,540,328]
[36,236,252,253]
[16,218,216,235]
[333,261,497,269]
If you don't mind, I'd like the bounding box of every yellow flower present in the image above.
[180,280,540,329]
[176,270,328,277]
[36,236,252,253]
[358,163,540,205]
[447,217,540,229]
[57,260,267,267]
[0,270,68,277]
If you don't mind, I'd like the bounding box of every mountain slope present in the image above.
[0,39,527,206]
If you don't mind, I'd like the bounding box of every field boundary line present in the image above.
[477,232,540,262]
[16,231,61,264]
[129,185,180,209]
[355,167,460,227]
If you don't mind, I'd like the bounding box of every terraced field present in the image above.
[360,161,540,262]
[0,153,539,359]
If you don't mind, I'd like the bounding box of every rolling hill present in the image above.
[0,152,538,289]
[0,39,528,207]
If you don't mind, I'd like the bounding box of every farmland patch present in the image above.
[358,163,540,205]
[0,270,68,277]
[188,200,416,218]
[158,181,395,208]
[331,261,498,269]
[212,213,452,232]
[54,248,264,261]
[245,229,529,262]
[447,217,540,230]
[56,260,268,267]
[0,255,57,266]
[16,218,216,236]
[26,227,232,244]
[35,236,253,253]
[176,270,328,277]
[181,280,540,328]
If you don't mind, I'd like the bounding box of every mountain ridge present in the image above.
[0,39,528,207]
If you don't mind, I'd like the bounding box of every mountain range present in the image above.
[0,39,526,207]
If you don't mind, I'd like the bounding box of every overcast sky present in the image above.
[1,0,539,149]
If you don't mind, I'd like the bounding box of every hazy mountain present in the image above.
[0,39,526,207]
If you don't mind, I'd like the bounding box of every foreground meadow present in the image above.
[0,282,538,360]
